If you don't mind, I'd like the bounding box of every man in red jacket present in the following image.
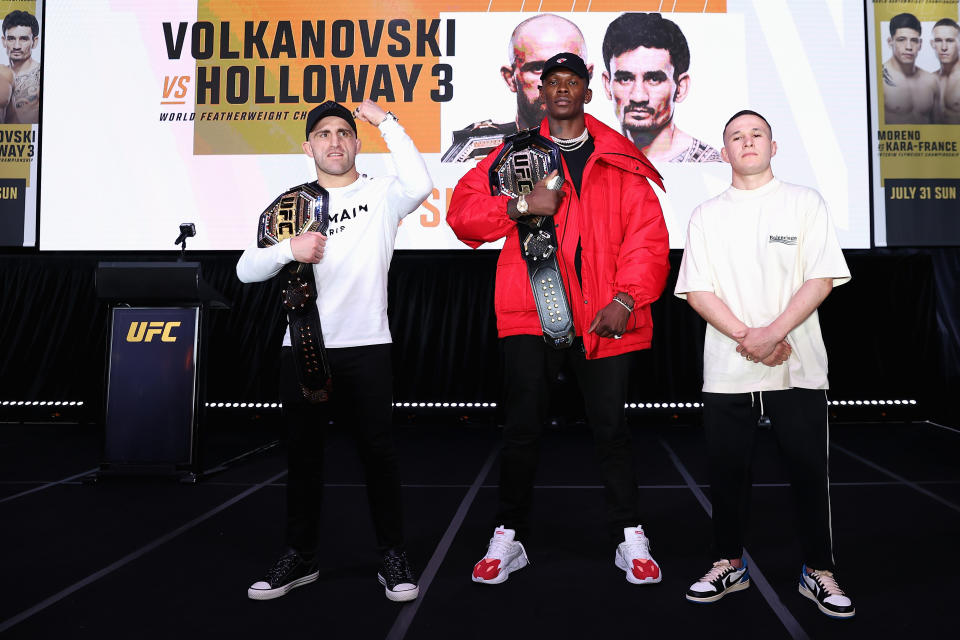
[448,52,671,585]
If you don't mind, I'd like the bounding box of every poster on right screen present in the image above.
[868,0,960,246]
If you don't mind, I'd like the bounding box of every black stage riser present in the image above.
[0,249,956,422]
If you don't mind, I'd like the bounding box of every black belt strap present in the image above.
[257,182,332,402]
[489,129,575,349]
[518,217,575,348]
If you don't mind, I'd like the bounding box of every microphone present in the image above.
[174,223,196,246]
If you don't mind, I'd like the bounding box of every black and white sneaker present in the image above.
[686,559,751,603]
[247,548,320,600]
[799,565,855,618]
[378,549,419,602]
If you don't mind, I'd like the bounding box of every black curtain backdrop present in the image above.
[0,249,955,422]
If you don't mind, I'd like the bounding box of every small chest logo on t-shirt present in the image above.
[327,203,369,235]
[768,234,797,246]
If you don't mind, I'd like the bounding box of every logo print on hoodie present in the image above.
[327,203,369,235]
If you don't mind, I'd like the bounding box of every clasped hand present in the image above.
[733,326,792,367]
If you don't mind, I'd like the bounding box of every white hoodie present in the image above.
[236,118,433,348]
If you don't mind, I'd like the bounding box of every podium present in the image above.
[95,261,229,481]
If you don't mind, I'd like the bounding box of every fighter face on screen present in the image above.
[2,12,38,67]
[3,25,36,63]
[883,13,938,125]
[931,18,960,124]
[932,22,959,67]
[887,14,922,68]
[2,10,41,125]
[501,14,593,130]
[302,116,361,178]
[602,13,688,136]
[602,13,719,163]
[721,111,777,179]
[605,46,683,136]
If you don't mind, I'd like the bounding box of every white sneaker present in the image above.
[686,559,750,603]
[799,565,856,618]
[471,526,530,584]
[614,525,662,584]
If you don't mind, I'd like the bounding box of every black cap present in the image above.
[540,52,589,81]
[304,101,357,139]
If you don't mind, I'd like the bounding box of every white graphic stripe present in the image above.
[825,0,845,45]
[825,391,835,566]
[753,0,850,229]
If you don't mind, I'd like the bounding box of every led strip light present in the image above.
[190,399,919,410]
[0,400,919,409]
[1,401,85,406]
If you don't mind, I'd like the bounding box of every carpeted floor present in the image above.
[1,414,957,639]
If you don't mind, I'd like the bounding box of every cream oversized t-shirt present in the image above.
[675,179,850,393]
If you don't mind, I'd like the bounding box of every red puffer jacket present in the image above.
[448,114,670,360]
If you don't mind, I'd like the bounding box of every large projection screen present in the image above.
[39,1,870,251]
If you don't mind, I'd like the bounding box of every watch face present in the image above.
[517,195,528,213]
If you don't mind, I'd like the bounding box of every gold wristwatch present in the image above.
[516,193,528,214]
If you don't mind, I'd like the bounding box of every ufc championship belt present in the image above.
[489,129,575,349]
[442,120,517,163]
[258,182,332,403]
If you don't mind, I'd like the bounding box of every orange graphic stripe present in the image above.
[485,0,725,10]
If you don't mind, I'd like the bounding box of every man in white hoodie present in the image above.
[237,99,432,603]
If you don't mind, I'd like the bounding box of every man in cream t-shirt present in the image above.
[674,110,855,619]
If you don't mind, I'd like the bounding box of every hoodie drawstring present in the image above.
[757,391,771,429]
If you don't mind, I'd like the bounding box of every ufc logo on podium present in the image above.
[126,321,181,343]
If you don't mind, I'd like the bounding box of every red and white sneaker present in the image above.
[471,526,529,585]
[614,525,662,584]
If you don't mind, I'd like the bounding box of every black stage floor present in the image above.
[1,414,958,639]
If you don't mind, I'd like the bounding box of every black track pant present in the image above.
[703,388,836,571]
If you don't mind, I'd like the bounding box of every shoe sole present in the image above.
[614,551,662,584]
[686,579,751,603]
[377,574,420,602]
[247,570,319,601]
[798,583,856,618]
[471,544,529,585]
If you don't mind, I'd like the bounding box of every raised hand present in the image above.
[353,99,389,125]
